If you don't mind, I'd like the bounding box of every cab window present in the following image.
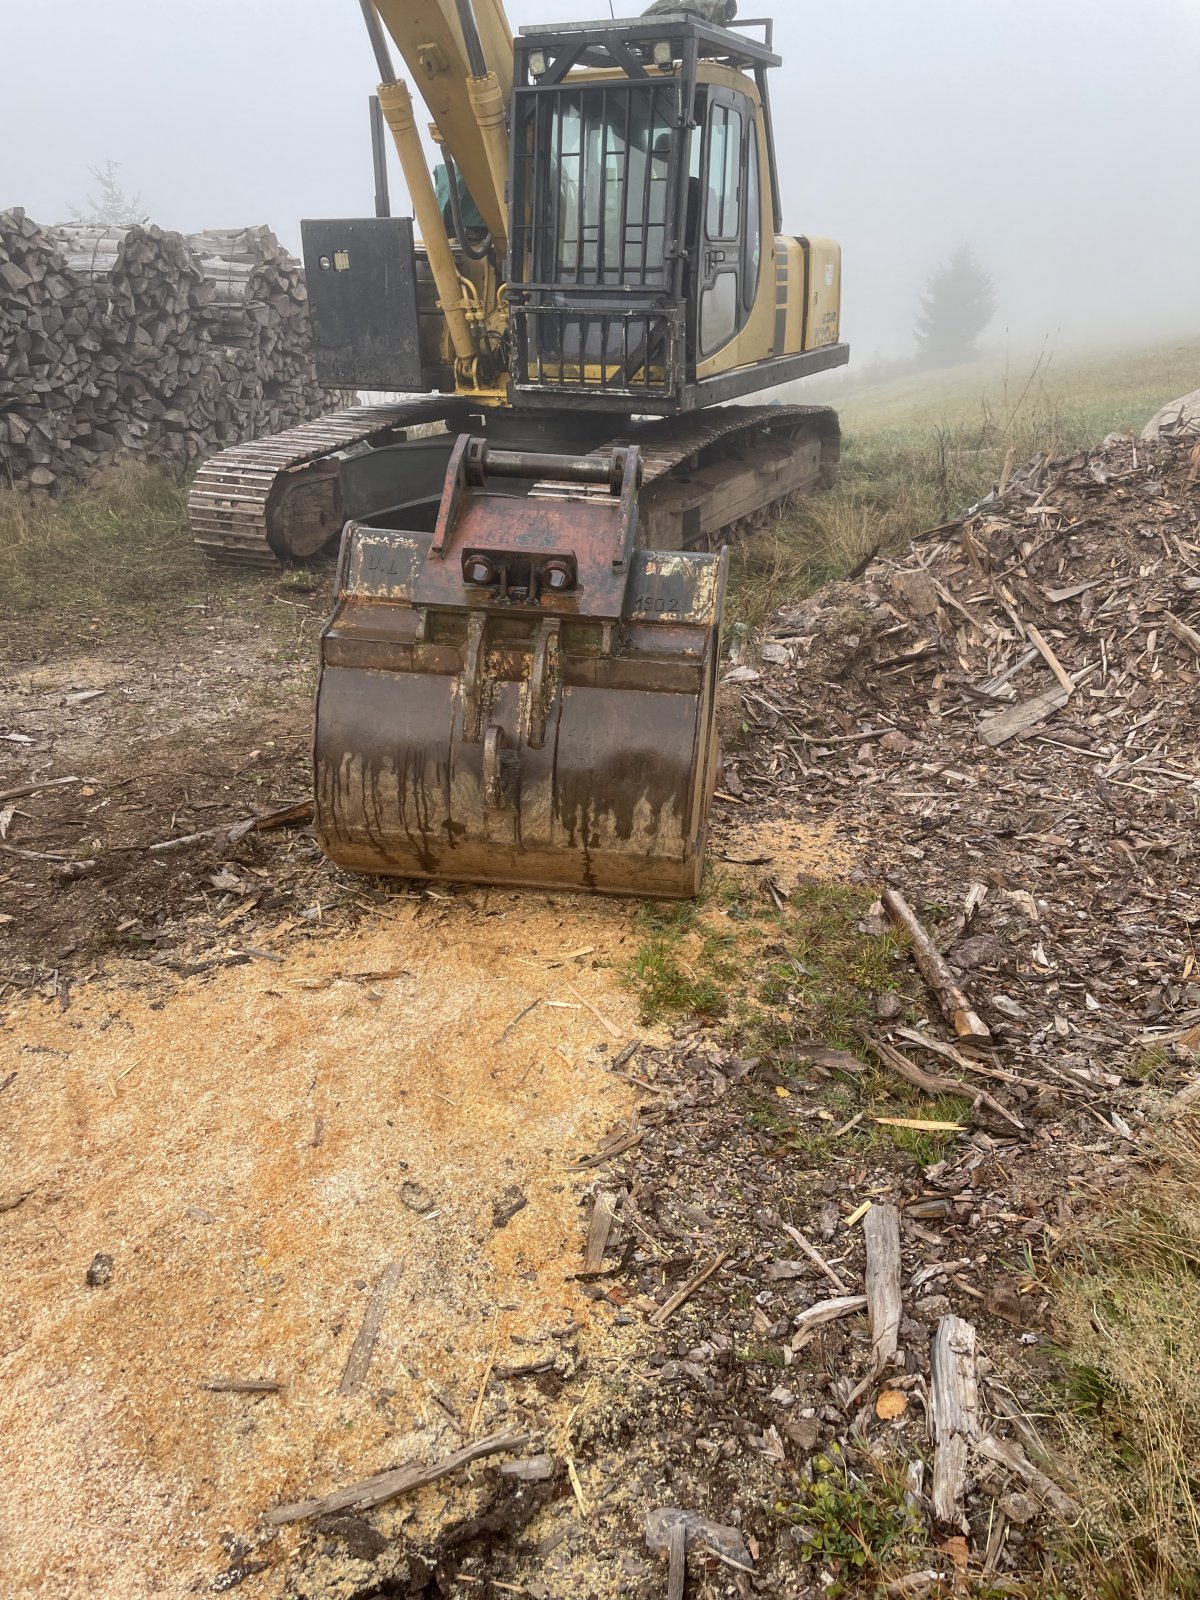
[705,104,742,241]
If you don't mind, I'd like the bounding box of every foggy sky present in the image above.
[2,0,1198,363]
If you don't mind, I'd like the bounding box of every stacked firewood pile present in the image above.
[0,208,349,494]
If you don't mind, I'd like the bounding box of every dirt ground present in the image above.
[4,427,1199,1598]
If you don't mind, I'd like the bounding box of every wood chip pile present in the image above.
[0,209,350,494]
[727,425,1200,1075]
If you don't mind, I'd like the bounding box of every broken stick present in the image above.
[781,1221,848,1294]
[203,1378,282,1395]
[338,1260,403,1397]
[649,1251,729,1329]
[881,888,991,1042]
[975,1433,1078,1521]
[0,775,80,804]
[265,1427,532,1525]
[872,1038,1022,1131]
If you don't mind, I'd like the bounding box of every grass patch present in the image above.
[1,463,193,609]
[1050,1117,1200,1596]
[625,876,906,1038]
[772,1444,926,1592]
[883,1092,972,1165]
[0,462,269,650]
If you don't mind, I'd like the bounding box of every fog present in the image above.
[3,0,1199,364]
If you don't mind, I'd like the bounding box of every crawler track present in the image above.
[189,400,839,568]
[188,400,464,568]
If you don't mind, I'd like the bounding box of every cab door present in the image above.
[695,85,760,365]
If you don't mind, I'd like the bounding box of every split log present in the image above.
[931,1315,979,1528]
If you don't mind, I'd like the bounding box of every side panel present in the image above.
[801,235,842,351]
[301,217,428,392]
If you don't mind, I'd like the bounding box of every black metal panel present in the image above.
[301,217,427,392]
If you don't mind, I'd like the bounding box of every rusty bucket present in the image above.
[313,437,726,897]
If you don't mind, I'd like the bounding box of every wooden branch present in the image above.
[265,1428,532,1525]
[147,819,256,854]
[863,1203,902,1370]
[0,842,94,865]
[872,1038,1023,1131]
[649,1251,729,1329]
[880,888,992,1043]
[0,775,80,804]
[781,1221,848,1294]
[253,797,315,830]
[338,1261,403,1397]
[975,1433,1078,1521]
[931,1316,978,1528]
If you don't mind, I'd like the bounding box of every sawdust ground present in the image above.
[0,899,650,1598]
[718,811,855,894]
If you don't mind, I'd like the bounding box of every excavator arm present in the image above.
[356,0,513,393]
[370,0,513,251]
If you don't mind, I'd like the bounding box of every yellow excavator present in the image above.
[189,0,848,897]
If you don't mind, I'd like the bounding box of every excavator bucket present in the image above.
[313,438,726,897]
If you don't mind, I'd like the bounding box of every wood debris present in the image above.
[881,888,991,1042]
[931,1316,979,1528]
[338,1261,403,1398]
[862,1202,902,1370]
[265,1428,532,1525]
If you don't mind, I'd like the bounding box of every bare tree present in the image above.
[914,245,997,369]
[69,161,146,227]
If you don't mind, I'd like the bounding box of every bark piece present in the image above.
[583,1191,618,1272]
[977,685,1070,747]
[265,1428,531,1525]
[338,1261,403,1397]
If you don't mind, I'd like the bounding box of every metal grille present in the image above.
[510,80,684,399]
